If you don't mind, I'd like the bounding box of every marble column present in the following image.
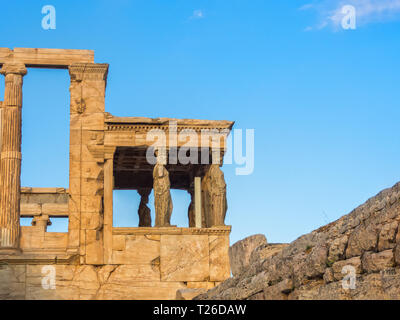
[0,63,27,253]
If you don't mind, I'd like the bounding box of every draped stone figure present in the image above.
[187,189,195,227]
[153,163,173,227]
[138,188,152,227]
[202,164,227,227]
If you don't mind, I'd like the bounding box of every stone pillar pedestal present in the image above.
[0,63,27,254]
[103,148,115,264]
[68,63,109,264]
[194,177,202,228]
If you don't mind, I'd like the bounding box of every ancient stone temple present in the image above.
[0,48,233,300]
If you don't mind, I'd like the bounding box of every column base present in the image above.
[0,247,22,255]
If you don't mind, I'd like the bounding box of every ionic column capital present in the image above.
[0,63,27,77]
[69,63,109,82]
[32,214,52,231]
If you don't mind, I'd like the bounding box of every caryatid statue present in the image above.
[204,164,228,227]
[153,162,173,227]
[187,189,195,227]
[137,188,152,227]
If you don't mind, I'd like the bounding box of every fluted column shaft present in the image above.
[0,63,27,252]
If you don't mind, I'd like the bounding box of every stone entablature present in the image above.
[20,188,69,219]
[0,48,93,68]
[0,48,233,300]
[105,115,234,133]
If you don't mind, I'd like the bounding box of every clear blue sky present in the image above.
[1,0,400,244]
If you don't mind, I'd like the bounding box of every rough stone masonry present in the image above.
[196,181,400,300]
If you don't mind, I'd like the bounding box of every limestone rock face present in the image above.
[228,234,267,277]
[361,250,394,273]
[196,181,400,300]
[249,243,289,266]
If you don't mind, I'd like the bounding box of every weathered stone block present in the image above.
[70,130,105,147]
[70,113,105,131]
[81,211,103,231]
[160,235,209,281]
[70,162,103,180]
[97,281,186,300]
[69,177,104,197]
[20,227,45,249]
[107,264,160,282]
[209,235,230,281]
[112,235,160,265]
[85,229,103,265]
[112,235,126,251]
[0,265,26,299]
[26,265,76,282]
[69,145,96,163]
[43,232,68,249]
[67,228,80,249]
[26,265,79,300]
[80,195,103,214]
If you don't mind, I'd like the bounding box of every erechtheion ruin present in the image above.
[0,48,233,299]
